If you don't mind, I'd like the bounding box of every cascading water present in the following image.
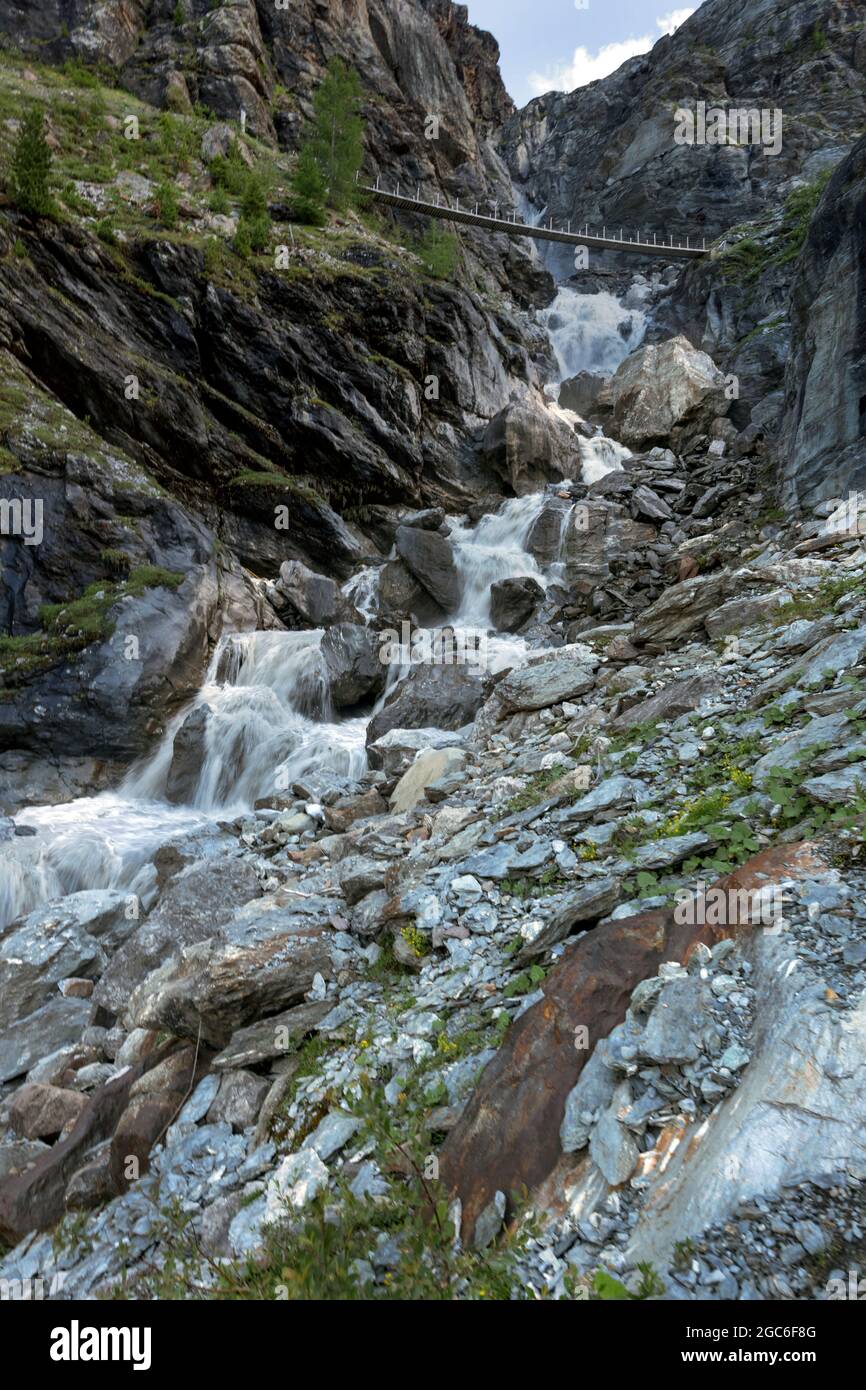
[0,629,369,929]
[540,286,647,380]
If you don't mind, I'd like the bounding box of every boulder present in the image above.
[93,857,262,1015]
[165,704,210,804]
[366,664,492,745]
[597,335,729,449]
[321,624,386,708]
[275,560,341,626]
[524,498,569,566]
[9,1084,90,1141]
[366,727,467,777]
[394,526,461,612]
[389,748,467,813]
[559,372,607,418]
[495,649,597,713]
[489,576,545,633]
[376,559,445,626]
[479,397,580,495]
[632,572,729,650]
[128,927,339,1048]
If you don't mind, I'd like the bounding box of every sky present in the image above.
[464,1,702,107]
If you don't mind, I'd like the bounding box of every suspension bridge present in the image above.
[361,179,708,260]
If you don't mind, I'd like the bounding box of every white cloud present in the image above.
[527,7,695,97]
[656,8,696,36]
[528,36,652,96]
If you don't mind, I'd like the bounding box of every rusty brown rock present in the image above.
[0,1041,181,1244]
[323,789,388,834]
[9,1084,89,1141]
[110,1094,184,1191]
[439,843,826,1242]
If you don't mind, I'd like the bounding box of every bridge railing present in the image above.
[358,174,708,258]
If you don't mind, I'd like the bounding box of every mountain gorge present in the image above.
[0,0,865,1309]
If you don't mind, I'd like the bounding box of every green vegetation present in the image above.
[8,106,53,215]
[290,144,327,226]
[721,170,833,284]
[154,181,179,230]
[290,58,364,222]
[418,224,459,279]
[0,566,183,680]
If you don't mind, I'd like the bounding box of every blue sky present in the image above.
[465,1,703,106]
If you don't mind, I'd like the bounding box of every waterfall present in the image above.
[1,630,369,929]
[449,496,549,627]
[540,287,647,381]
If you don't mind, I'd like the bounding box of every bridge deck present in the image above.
[363,185,708,260]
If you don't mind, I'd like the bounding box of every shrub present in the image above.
[154,181,179,229]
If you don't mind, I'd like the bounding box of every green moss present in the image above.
[0,566,183,681]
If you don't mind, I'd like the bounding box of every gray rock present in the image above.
[206,1070,270,1131]
[321,624,386,708]
[496,652,596,712]
[489,576,545,633]
[395,525,461,612]
[0,997,92,1084]
[638,978,707,1064]
[94,857,262,1014]
[590,1081,640,1184]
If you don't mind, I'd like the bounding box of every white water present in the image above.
[541,287,646,380]
[1,630,369,928]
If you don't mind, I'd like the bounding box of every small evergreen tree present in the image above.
[290,144,327,225]
[10,108,53,216]
[294,59,364,216]
[419,225,459,279]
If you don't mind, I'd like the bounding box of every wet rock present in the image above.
[524,498,569,566]
[480,397,580,494]
[321,624,386,708]
[275,560,341,626]
[395,525,461,611]
[165,705,210,804]
[559,372,607,418]
[489,576,545,632]
[366,663,491,744]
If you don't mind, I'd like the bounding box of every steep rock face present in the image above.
[0,0,550,302]
[498,0,866,243]
[780,133,866,506]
